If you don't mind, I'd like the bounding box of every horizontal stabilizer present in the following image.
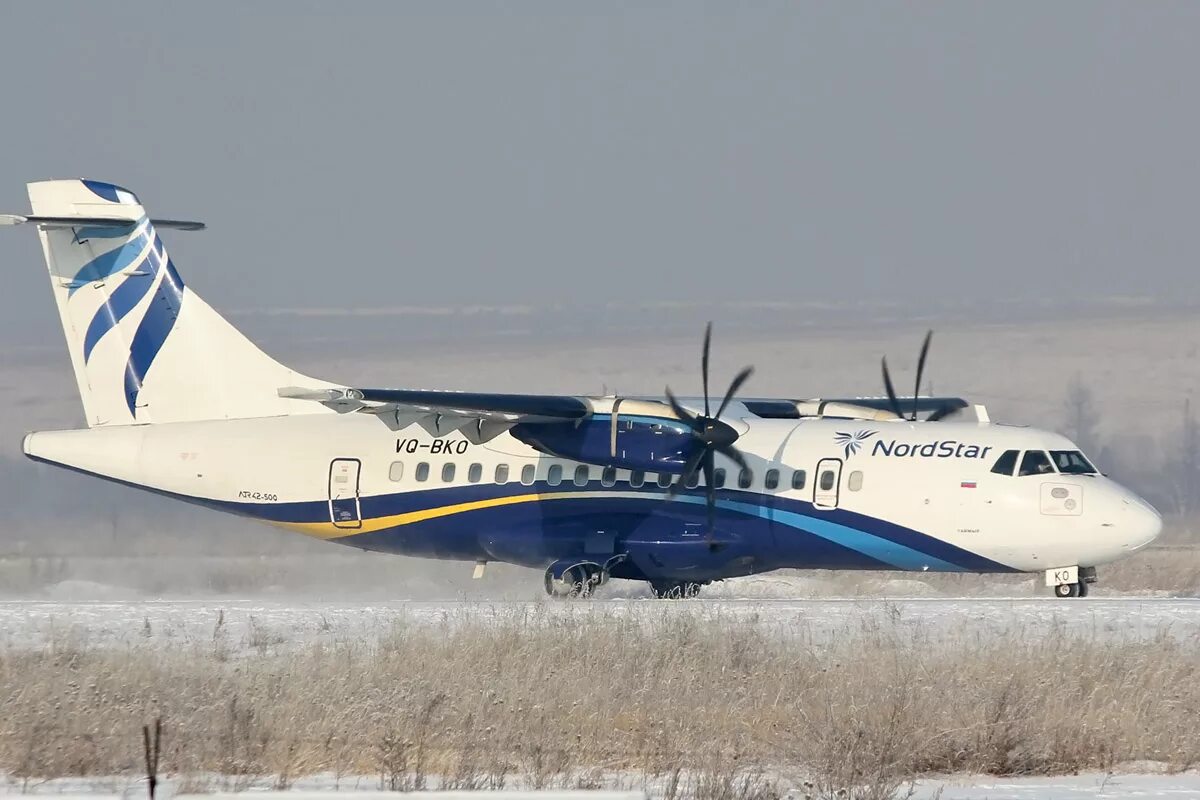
[0,214,205,231]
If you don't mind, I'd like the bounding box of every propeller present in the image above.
[663,323,754,549]
[881,330,956,421]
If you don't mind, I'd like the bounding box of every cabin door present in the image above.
[328,458,362,529]
[813,458,843,510]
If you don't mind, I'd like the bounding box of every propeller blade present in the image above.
[717,443,749,475]
[667,447,706,498]
[881,356,903,420]
[610,397,623,459]
[702,450,716,549]
[664,387,697,427]
[912,330,932,421]
[714,366,755,420]
[702,322,712,418]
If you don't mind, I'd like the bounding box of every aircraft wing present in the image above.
[278,386,591,441]
[280,385,974,441]
[742,396,971,420]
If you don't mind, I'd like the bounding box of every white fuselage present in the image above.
[24,410,1163,580]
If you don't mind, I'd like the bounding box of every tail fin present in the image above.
[20,179,334,427]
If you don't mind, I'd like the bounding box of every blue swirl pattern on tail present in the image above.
[82,234,165,363]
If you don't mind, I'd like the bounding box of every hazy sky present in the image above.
[1,3,1199,346]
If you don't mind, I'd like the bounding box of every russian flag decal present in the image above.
[961,481,977,489]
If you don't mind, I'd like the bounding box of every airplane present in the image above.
[3,179,1163,599]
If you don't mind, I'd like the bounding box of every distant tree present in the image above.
[1164,398,1200,517]
[1062,375,1103,456]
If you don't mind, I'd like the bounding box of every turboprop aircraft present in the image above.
[4,179,1162,598]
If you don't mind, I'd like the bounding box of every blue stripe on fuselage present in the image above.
[228,483,1009,573]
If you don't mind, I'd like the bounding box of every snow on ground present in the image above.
[5,771,1200,799]
[1,596,1198,654]
[909,772,1200,799]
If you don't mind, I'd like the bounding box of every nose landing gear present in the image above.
[1047,566,1097,598]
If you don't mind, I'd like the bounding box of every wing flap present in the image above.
[279,386,591,433]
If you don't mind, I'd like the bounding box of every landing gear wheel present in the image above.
[651,581,703,599]
[1078,580,1090,598]
[1054,582,1081,598]
[544,566,593,599]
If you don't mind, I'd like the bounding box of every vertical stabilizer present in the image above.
[24,179,334,426]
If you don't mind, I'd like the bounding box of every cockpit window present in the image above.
[990,450,1019,476]
[1050,450,1097,475]
[1018,450,1055,477]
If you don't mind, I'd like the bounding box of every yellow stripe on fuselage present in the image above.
[267,490,638,540]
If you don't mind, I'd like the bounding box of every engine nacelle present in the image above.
[510,413,699,473]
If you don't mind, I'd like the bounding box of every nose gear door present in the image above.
[328,458,362,529]
[813,458,843,510]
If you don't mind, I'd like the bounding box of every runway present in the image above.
[2,596,1196,653]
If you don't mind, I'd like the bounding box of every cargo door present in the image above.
[328,458,362,529]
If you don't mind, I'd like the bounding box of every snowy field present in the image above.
[2,595,1198,654]
[4,771,1200,799]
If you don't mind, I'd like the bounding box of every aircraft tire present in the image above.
[1054,582,1082,598]
[544,564,600,599]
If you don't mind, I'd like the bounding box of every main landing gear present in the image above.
[650,581,704,599]
[1047,566,1097,599]
[544,564,602,598]
[541,562,708,600]
[543,556,628,599]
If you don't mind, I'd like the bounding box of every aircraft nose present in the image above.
[1121,493,1162,553]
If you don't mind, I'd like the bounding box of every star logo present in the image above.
[834,429,877,458]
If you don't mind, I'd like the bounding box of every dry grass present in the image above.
[2,609,1200,799]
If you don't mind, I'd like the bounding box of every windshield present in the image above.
[1018,450,1055,476]
[1050,450,1098,474]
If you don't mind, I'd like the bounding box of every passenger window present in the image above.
[601,466,617,487]
[685,471,699,489]
[629,469,645,488]
[389,461,404,482]
[520,464,535,485]
[738,469,753,489]
[467,463,482,483]
[547,464,563,486]
[713,468,726,488]
[415,462,430,482]
[991,450,1019,476]
[442,463,456,483]
[848,470,863,491]
[791,470,807,490]
[819,470,835,491]
[495,464,510,484]
[657,472,673,488]
[574,465,590,486]
[1018,450,1054,477]
[764,469,780,490]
